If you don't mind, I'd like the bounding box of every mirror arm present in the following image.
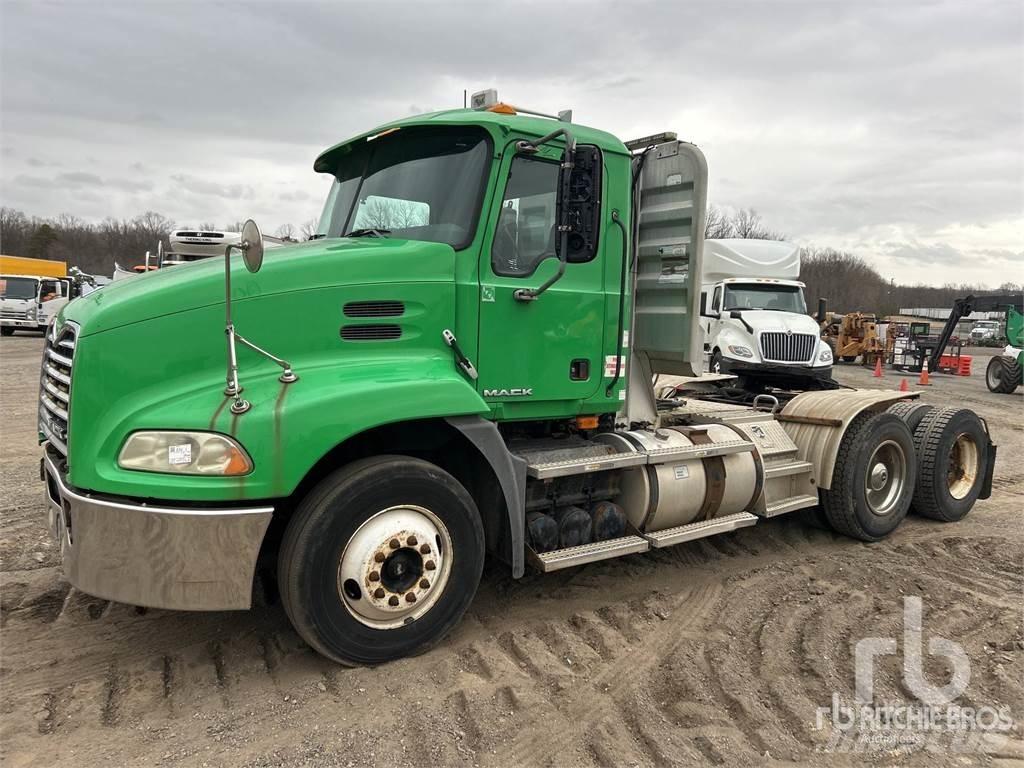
[234,332,297,383]
[514,128,577,303]
[223,243,249,413]
[222,234,298,415]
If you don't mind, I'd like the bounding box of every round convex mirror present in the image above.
[240,219,264,273]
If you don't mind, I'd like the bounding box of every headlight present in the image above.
[727,345,753,358]
[819,348,833,362]
[118,431,253,475]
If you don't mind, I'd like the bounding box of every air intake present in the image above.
[343,300,405,318]
[340,324,402,341]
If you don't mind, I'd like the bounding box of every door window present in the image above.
[491,156,559,277]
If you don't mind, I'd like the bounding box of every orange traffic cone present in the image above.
[873,357,883,377]
[918,359,931,386]
[899,378,909,392]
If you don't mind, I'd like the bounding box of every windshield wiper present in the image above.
[308,233,327,240]
[343,228,391,239]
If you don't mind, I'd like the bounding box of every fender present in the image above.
[80,354,490,501]
[780,389,919,490]
[445,415,528,578]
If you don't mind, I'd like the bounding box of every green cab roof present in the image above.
[313,107,630,174]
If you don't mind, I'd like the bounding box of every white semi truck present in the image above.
[699,239,833,386]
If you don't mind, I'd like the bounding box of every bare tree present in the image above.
[299,218,319,240]
[704,205,732,239]
[275,223,296,241]
[730,208,785,240]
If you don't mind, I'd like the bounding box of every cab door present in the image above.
[476,144,606,416]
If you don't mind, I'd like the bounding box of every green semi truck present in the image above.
[39,92,997,665]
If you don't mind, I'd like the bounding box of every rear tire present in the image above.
[887,401,934,434]
[986,356,1021,394]
[911,408,989,522]
[821,412,915,541]
[278,456,485,666]
[841,355,857,363]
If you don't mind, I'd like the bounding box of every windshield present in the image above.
[0,276,39,300]
[316,126,491,249]
[723,283,807,313]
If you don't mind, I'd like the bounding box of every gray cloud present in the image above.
[0,0,1020,285]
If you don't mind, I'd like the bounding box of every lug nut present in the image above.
[407,535,418,546]
[374,552,386,563]
[405,593,417,603]
[389,538,400,549]
[425,560,436,571]
[419,579,430,589]
[419,544,430,555]
[374,587,385,599]
[369,571,380,582]
[388,596,400,607]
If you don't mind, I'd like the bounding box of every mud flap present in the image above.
[979,441,997,500]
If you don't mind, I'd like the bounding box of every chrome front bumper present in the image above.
[42,449,273,611]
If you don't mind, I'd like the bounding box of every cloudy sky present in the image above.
[2,0,1021,286]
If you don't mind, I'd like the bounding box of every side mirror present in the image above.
[700,292,718,318]
[555,145,601,263]
[817,297,828,323]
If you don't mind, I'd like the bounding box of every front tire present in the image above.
[711,348,724,374]
[986,356,1021,394]
[278,456,485,666]
[821,412,916,541]
[0,327,14,337]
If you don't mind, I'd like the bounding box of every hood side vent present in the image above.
[344,300,404,318]
[341,324,402,341]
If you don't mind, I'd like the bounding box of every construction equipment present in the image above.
[822,312,884,365]
[37,90,998,665]
[928,294,1023,394]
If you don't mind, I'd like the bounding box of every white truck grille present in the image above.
[759,331,816,364]
[2,309,31,320]
[38,322,77,456]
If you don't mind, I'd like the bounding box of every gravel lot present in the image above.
[1,333,1021,767]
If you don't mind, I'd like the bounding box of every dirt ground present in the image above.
[1,333,1021,767]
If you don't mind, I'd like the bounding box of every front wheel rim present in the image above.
[865,439,907,516]
[947,433,979,500]
[337,505,453,629]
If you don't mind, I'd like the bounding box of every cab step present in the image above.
[525,439,755,479]
[642,512,759,548]
[527,534,650,572]
[763,494,820,518]
[764,459,814,479]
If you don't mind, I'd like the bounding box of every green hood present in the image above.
[63,237,457,336]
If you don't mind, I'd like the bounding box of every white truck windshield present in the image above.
[724,284,806,313]
[0,276,39,300]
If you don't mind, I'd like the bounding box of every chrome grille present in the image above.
[1,309,31,320]
[759,331,816,363]
[38,322,77,456]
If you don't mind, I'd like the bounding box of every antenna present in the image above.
[463,89,467,108]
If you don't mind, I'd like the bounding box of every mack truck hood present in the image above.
[59,237,457,336]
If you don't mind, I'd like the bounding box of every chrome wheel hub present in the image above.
[864,440,906,516]
[337,505,452,629]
